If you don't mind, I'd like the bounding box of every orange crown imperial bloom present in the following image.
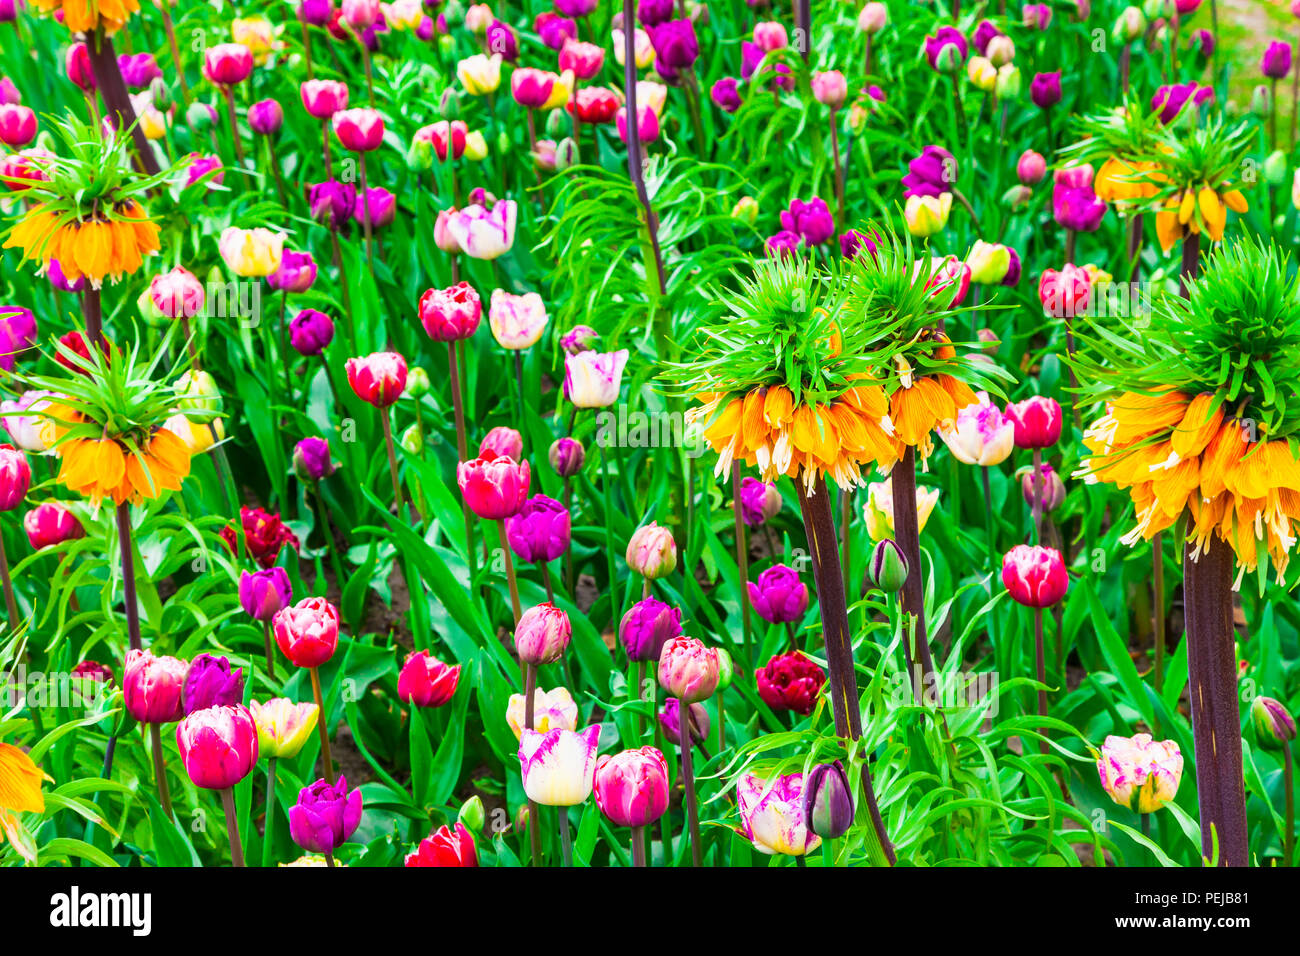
[690,380,902,491]
[1154,185,1248,253]
[1078,390,1300,583]
[0,742,45,854]
[1094,156,1163,204]
[4,201,160,289]
[57,427,192,506]
[888,335,980,464]
[28,0,141,33]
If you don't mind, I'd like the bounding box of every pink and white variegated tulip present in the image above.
[1096,733,1183,813]
[519,725,601,806]
[939,391,1015,466]
[735,772,821,856]
[488,289,548,350]
[506,686,579,740]
[447,200,517,260]
[563,348,629,408]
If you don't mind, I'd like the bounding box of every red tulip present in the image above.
[345,351,408,407]
[273,597,341,668]
[203,43,255,86]
[397,650,461,707]
[418,282,482,341]
[1001,544,1068,608]
[456,452,530,519]
[756,651,825,716]
[405,822,478,866]
[23,501,84,549]
[1004,396,1063,449]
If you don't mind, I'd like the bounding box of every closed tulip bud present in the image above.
[289,309,335,355]
[1263,150,1287,186]
[554,136,578,170]
[239,567,292,623]
[250,698,319,759]
[747,564,810,624]
[292,436,338,482]
[995,63,1021,99]
[1002,544,1068,608]
[804,760,854,839]
[616,104,659,144]
[1017,149,1046,185]
[267,249,317,293]
[176,704,259,789]
[398,650,461,707]
[986,34,1015,66]
[248,98,284,136]
[398,423,423,455]
[1021,463,1065,512]
[715,647,734,689]
[549,437,585,477]
[869,538,909,592]
[737,772,820,856]
[924,27,968,73]
[659,697,708,747]
[345,351,407,407]
[739,476,781,526]
[564,348,629,407]
[457,53,503,95]
[857,1,887,33]
[506,495,571,564]
[187,100,219,130]
[560,325,598,354]
[0,444,31,510]
[458,453,530,519]
[626,522,677,579]
[65,43,96,93]
[1004,395,1063,448]
[1252,84,1272,117]
[123,649,188,724]
[1097,733,1183,812]
[594,746,670,827]
[515,603,572,665]
[904,192,952,237]
[273,597,341,668]
[23,501,84,550]
[1251,696,1296,749]
[756,650,824,715]
[812,70,847,110]
[182,653,245,715]
[659,637,720,702]
[1113,5,1146,42]
[1261,41,1292,80]
[149,266,205,319]
[620,597,683,662]
[731,195,759,225]
[458,796,486,833]
[289,775,363,853]
[479,426,523,461]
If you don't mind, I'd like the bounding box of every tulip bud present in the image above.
[458,795,486,832]
[150,77,173,113]
[1263,150,1287,186]
[658,698,709,747]
[398,650,461,707]
[626,522,677,579]
[868,538,909,592]
[549,437,585,477]
[1001,544,1068,608]
[1250,695,1296,750]
[658,637,720,703]
[176,704,259,789]
[515,602,572,665]
[123,649,188,724]
[1252,84,1272,117]
[731,195,759,225]
[804,760,854,839]
[400,424,423,455]
[1113,5,1146,42]
[182,653,245,715]
[994,63,1021,99]
[1003,184,1033,209]
[715,646,734,690]
[554,136,579,170]
[293,436,338,482]
[1004,396,1063,448]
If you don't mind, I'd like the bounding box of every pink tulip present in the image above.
[1001,544,1068,608]
[559,39,605,79]
[479,426,523,461]
[332,107,384,151]
[1038,263,1092,318]
[514,602,572,665]
[416,119,467,161]
[0,104,36,148]
[345,351,408,407]
[149,266,205,319]
[273,596,341,668]
[1004,395,1063,449]
[0,443,30,511]
[176,704,260,789]
[203,43,255,86]
[301,79,349,119]
[23,501,84,549]
[418,282,482,341]
[397,650,461,708]
[511,67,556,108]
[123,649,188,724]
[594,747,670,828]
[616,104,659,143]
[456,453,530,519]
[658,637,720,703]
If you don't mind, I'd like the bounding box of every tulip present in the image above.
[1096,733,1183,813]
[659,698,709,748]
[397,650,461,707]
[736,772,820,856]
[447,201,517,260]
[23,501,84,550]
[1023,3,1053,29]
[300,79,349,119]
[1030,71,1062,109]
[612,26,654,67]
[1037,263,1091,319]
[419,282,482,341]
[563,348,629,408]
[620,597,682,662]
[658,637,719,703]
[1113,5,1146,41]
[866,538,907,593]
[615,104,659,143]
[218,227,285,277]
[747,564,810,624]
[863,478,939,541]
[65,43,96,93]
[1151,81,1213,124]
[333,107,384,151]
[417,120,466,161]
[939,391,1015,466]
[250,698,320,759]
[480,426,523,461]
[568,86,619,124]
[123,649,188,723]
[506,686,579,739]
[626,522,677,579]
[753,21,788,51]
[345,351,407,407]
[0,444,30,511]
[149,267,205,319]
[293,436,338,482]
[506,495,571,564]
[779,197,835,246]
[739,477,781,526]
[203,43,254,86]
[175,703,259,792]
[248,99,284,136]
[1250,696,1296,750]
[756,651,824,715]
[47,259,86,294]
[457,53,503,95]
[549,437,585,477]
[288,775,363,855]
[1021,463,1065,512]
[273,597,340,668]
[1002,544,1068,608]
[967,57,997,92]
[267,250,317,294]
[352,187,396,229]
[405,823,478,866]
[986,35,1015,66]
[289,309,335,355]
[805,760,854,839]
[0,103,35,147]
[594,747,670,840]
[301,0,335,25]
[858,1,887,32]
[648,18,699,70]
[559,39,604,79]
[511,67,556,109]
[711,77,741,113]
[1004,396,1063,448]
[924,27,967,72]
[515,603,572,666]
[486,18,518,60]
[221,506,300,569]
[457,453,530,519]
[519,726,601,806]
[342,0,380,27]
[560,325,599,354]
[487,289,546,349]
[0,391,51,451]
[1017,150,1046,185]
[966,240,1011,285]
[1262,41,1292,79]
[1053,164,1107,233]
[307,180,357,230]
[904,193,952,237]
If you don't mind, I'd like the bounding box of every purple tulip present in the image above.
[1030,71,1062,109]
[248,98,285,136]
[747,563,810,624]
[47,259,85,293]
[353,187,396,230]
[649,18,699,71]
[1023,3,1053,29]
[639,0,674,25]
[555,0,597,17]
[840,229,879,262]
[1188,29,1214,60]
[0,306,37,372]
[902,145,955,198]
[779,197,834,246]
[1002,246,1022,286]
[1053,165,1107,233]
[293,436,337,482]
[620,596,683,662]
[1262,41,1292,80]
[308,179,358,230]
[289,309,335,356]
[765,229,802,259]
[0,77,18,106]
[505,494,571,564]
[711,76,741,113]
[971,19,1001,55]
[181,653,245,715]
[117,53,162,89]
[288,775,363,855]
[184,153,225,189]
[659,698,709,749]
[739,476,780,526]
[267,250,318,293]
[538,14,577,50]
[924,26,968,72]
[486,19,518,61]
[299,0,334,26]
[1151,82,1214,124]
[239,567,292,622]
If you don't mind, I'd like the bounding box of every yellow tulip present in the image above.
[904,192,952,237]
[541,69,574,110]
[457,53,503,96]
